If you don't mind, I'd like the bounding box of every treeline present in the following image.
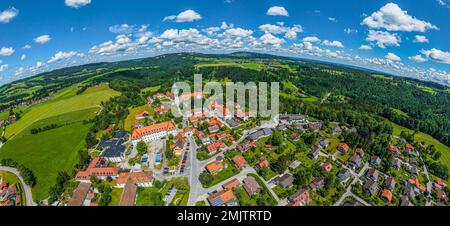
[0,158,37,187]
[30,124,60,134]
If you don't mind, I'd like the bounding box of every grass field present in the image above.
[141,85,160,93]
[4,83,119,138]
[0,83,120,201]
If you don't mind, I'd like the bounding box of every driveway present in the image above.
[0,166,37,206]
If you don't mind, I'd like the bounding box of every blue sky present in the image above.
[0,0,449,86]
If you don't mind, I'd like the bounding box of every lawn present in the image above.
[0,122,91,201]
[123,105,155,132]
[202,159,240,188]
[136,187,165,206]
[110,188,123,206]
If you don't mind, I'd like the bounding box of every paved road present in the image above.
[0,166,36,206]
[187,135,202,206]
[334,163,370,206]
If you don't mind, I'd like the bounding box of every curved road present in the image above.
[0,166,37,206]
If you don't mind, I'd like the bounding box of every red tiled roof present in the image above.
[131,121,176,140]
[232,155,247,168]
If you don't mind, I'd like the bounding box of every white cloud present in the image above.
[221,28,254,38]
[65,0,91,8]
[421,48,450,64]
[21,54,26,61]
[359,45,373,50]
[259,23,302,40]
[22,44,31,49]
[385,52,401,61]
[322,40,344,48]
[48,51,83,63]
[0,7,19,23]
[362,3,438,32]
[163,10,202,23]
[408,54,428,63]
[413,35,429,43]
[302,36,321,43]
[366,30,401,48]
[34,35,51,44]
[258,33,285,47]
[0,47,14,56]
[36,61,44,68]
[328,17,337,22]
[267,6,289,16]
[109,24,135,34]
[344,28,358,34]
[0,64,8,73]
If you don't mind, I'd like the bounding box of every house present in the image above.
[248,128,273,141]
[131,121,177,145]
[408,158,418,167]
[436,189,449,203]
[206,158,224,175]
[308,146,320,160]
[116,171,153,188]
[135,111,149,120]
[232,155,247,169]
[307,122,322,131]
[257,157,270,168]
[388,145,401,156]
[366,168,379,181]
[68,183,91,206]
[289,160,301,170]
[288,189,312,206]
[278,174,294,188]
[406,143,415,153]
[207,189,236,206]
[363,180,378,196]
[75,157,120,182]
[207,141,226,155]
[225,119,239,129]
[384,177,396,190]
[309,178,325,191]
[318,139,329,149]
[354,148,364,157]
[392,157,402,169]
[337,143,350,153]
[338,169,351,182]
[370,156,381,166]
[276,124,287,131]
[332,126,342,134]
[208,125,220,134]
[222,179,241,190]
[279,114,305,123]
[408,177,426,193]
[434,178,448,190]
[381,189,393,203]
[237,140,256,152]
[348,154,362,169]
[242,176,261,197]
[407,166,419,177]
[322,162,333,172]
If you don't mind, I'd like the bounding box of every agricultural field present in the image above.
[0,83,120,201]
[123,105,155,132]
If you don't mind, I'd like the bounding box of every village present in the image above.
[62,88,448,207]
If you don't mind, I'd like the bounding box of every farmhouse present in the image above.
[131,121,177,145]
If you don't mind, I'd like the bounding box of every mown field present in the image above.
[0,83,120,201]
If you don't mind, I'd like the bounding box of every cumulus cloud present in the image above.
[21,54,26,60]
[34,35,51,44]
[22,44,31,49]
[385,52,401,61]
[259,23,302,40]
[267,6,289,16]
[0,47,14,56]
[413,35,429,43]
[0,7,19,23]
[344,28,358,34]
[359,45,373,50]
[65,0,91,8]
[362,3,438,32]
[48,51,84,63]
[366,30,401,48]
[89,34,147,56]
[322,40,344,48]
[163,10,202,23]
[302,36,321,43]
[408,54,428,63]
[256,33,285,47]
[421,48,450,64]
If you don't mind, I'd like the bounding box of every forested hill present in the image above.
[0,52,449,146]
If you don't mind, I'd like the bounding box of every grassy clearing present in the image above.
[416,84,437,95]
[391,108,409,117]
[141,85,160,93]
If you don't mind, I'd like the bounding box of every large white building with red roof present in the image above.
[131,121,177,145]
